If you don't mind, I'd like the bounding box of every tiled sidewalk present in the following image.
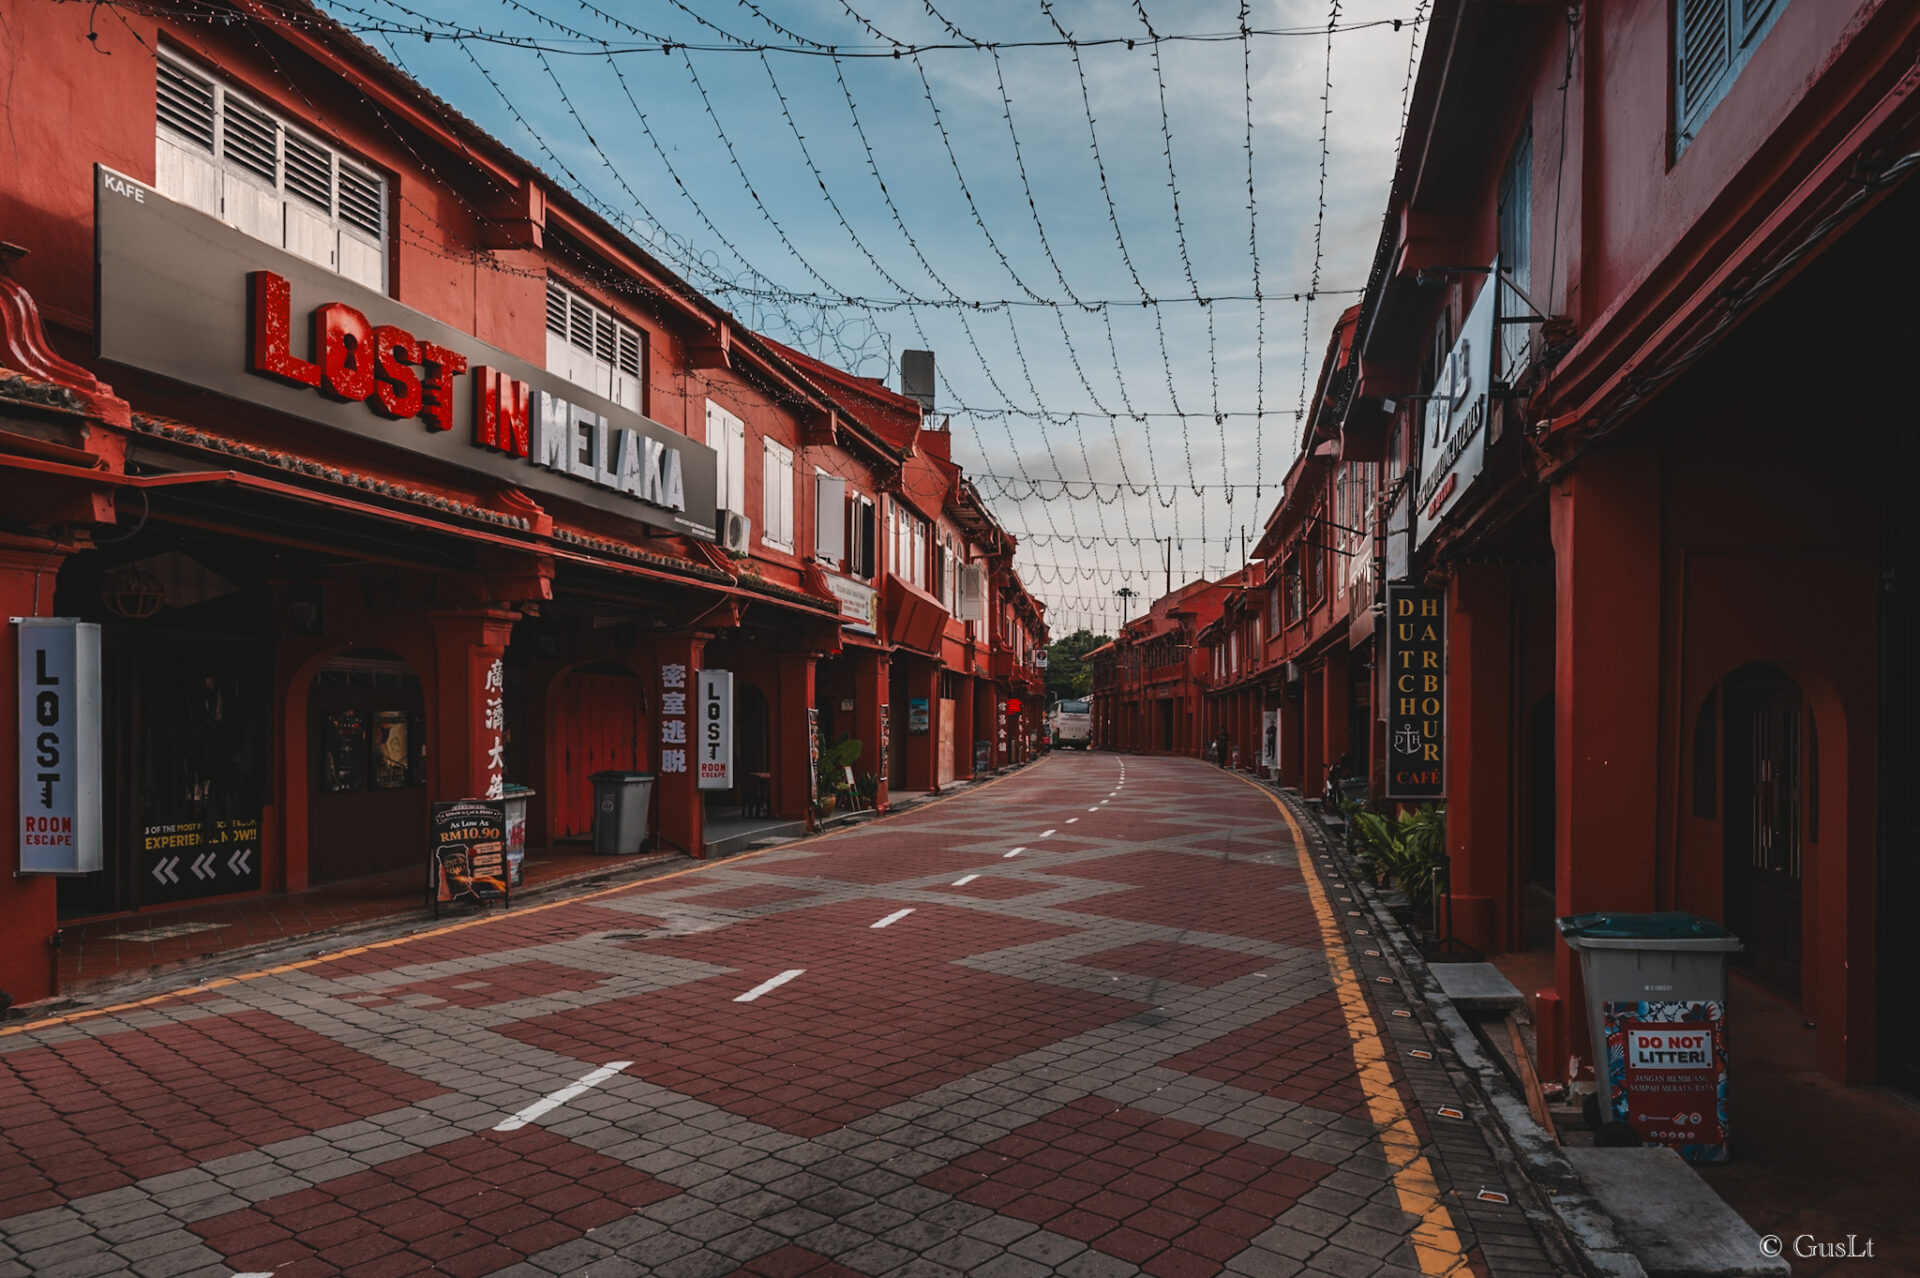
[53,846,670,996]
[3,754,1569,1277]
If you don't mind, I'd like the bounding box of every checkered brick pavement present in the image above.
[0,755,1562,1277]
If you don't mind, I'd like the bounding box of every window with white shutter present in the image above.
[761,438,795,551]
[703,400,747,518]
[814,472,846,562]
[1674,0,1786,155]
[154,51,388,291]
[545,279,644,412]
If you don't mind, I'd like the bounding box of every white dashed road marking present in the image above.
[952,874,979,886]
[1066,818,1078,824]
[871,909,915,929]
[1003,846,1027,859]
[495,1061,633,1132]
[734,969,806,1003]
[1039,829,1056,838]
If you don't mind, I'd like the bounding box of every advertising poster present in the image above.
[323,709,367,793]
[430,799,508,914]
[1603,1000,1730,1162]
[1383,583,1445,799]
[879,704,891,782]
[141,816,262,904]
[1262,710,1279,772]
[372,710,409,789]
[909,697,930,735]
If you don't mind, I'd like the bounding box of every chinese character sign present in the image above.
[481,657,505,799]
[16,619,103,873]
[696,670,733,790]
[660,663,688,774]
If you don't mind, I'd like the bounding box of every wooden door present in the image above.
[937,698,956,786]
[550,667,645,839]
[1723,668,1804,998]
[308,658,426,884]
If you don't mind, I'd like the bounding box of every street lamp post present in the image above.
[1115,586,1137,626]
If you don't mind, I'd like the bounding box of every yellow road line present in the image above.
[4,764,1032,1040]
[1225,769,1471,1277]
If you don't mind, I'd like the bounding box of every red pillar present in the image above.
[902,657,939,792]
[774,652,816,820]
[1280,690,1305,790]
[850,646,890,809]
[0,534,78,1004]
[1549,441,1662,1077]
[955,675,976,779]
[1323,647,1350,773]
[655,634,707,856]
[1302,665,1325,794]
[1446,564,1513,953]
[429,609,518,803]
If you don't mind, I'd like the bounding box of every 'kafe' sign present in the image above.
[16,618,102,874]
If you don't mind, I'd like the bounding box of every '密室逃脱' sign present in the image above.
[94,166,717,540]
[16,618,102,874]
[1383,584,1444,800]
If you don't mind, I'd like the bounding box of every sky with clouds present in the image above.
[319,0,1426,635]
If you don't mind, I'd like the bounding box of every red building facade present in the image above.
[0,0,1043,1008]
[1167,0,1920,1095]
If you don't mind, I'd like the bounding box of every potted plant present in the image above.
[818,736,863,814]
[1348,804,1446,916]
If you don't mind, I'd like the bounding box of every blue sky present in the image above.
[320,0,1425,633]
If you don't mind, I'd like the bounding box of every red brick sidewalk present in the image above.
[51,845,667,997]
[2,755,1565,1278]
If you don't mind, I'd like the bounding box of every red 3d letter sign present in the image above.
[248,270,465,432]
[245,271,685,513]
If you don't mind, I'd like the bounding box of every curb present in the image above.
[1259,776,1649,1278]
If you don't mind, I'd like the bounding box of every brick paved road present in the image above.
[0,755,1560,1278]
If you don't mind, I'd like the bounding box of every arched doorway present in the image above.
[308,650,427,883]
[1722,664,1806,998]
[549,663,647,840]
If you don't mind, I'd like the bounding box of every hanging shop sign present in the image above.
[95,166,717,539]
[1383,583,1445,800]
[15,619,102,874]
[806,707,821,805]
[696,669,734,791]
[1602,1001,1730,1162]
[1415,262,1498,547]
[429,798,509,916]
[823,573,879,634]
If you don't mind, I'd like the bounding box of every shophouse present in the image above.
[1333,0,1920,1091]
[0,0,1040,1007]
[1087,577,1232,758]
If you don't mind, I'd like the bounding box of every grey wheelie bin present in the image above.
[589,770,655,855]
[1557,911,1742,1161]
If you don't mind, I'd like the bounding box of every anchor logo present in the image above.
[1393,723,1424,757]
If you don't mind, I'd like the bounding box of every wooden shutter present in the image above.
[1677,0,1731,137]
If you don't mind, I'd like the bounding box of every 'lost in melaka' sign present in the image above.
[1384,584,1445,800]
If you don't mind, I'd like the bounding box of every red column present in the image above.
[1302,666,1325,795]
[0,534,78,1004]
[654,634,707,856]
[1549,441,1662,1076]
[774,652,816,819]
[1323,647,1350,774]
[902,657,939,792]
[429,610,518,803]
[955,674,976,779]
[850,646,890,809]
[1446,564,1513,953]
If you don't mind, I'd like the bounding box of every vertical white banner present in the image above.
[16,618,103,873]
[697,670,734,791]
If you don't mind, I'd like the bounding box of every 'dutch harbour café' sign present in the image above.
[1384,583,1445,800]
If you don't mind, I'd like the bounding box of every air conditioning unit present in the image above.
[719,510,752,554]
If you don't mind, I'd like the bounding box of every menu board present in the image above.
[429,798,509,914]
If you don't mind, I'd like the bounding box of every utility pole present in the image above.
[1164,538,1173,597]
